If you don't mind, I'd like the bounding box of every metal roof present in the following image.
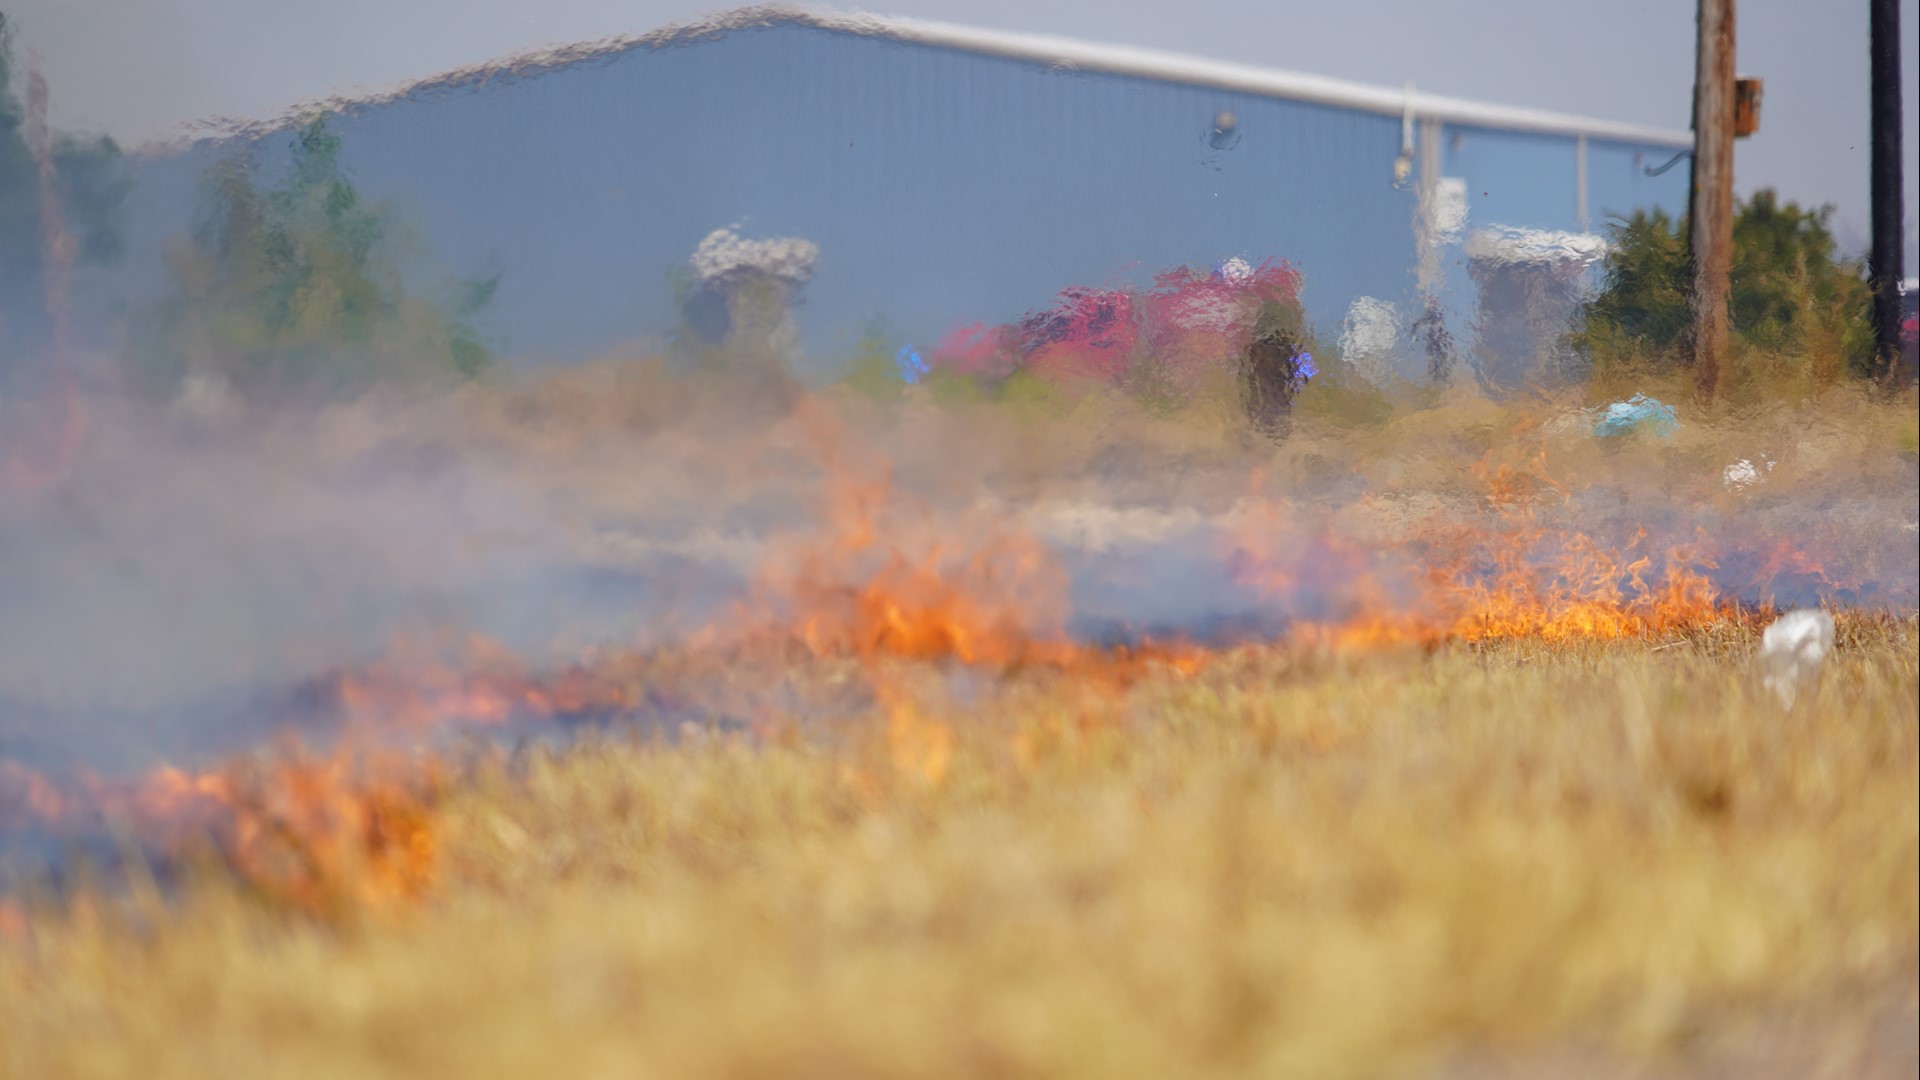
[148,4,1694,152]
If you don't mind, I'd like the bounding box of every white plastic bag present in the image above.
[1758,609,1835,709]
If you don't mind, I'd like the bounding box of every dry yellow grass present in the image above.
[4,622,1915,1080]
[3,366,1916,1078]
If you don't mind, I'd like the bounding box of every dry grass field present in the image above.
[2,367,1915,1079]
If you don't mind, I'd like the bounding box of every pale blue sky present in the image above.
[7,0,1916,262]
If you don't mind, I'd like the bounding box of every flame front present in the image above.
[0,403,1874,918]
[1225,453,1756,650]
[6,750,439,916]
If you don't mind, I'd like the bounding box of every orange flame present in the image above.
[1230,453,1744,649]
[0,415,1860,918]
[738,407,1078,669]
[5,747,440,917]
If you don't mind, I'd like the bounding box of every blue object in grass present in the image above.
[895,346,930,385]
[1593,393,1678,438]
[1292,352,1318,381]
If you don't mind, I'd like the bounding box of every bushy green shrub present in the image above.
[139,117,497,401]
[1577,189,1874,382]
[838,320,904,402]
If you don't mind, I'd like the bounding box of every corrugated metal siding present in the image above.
[1443,126,1583,232]
[1585,137,1689,226]
[107,21,1688,374]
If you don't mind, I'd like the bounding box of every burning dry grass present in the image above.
[2,625,1916,1079]
[1,364,1916,1077]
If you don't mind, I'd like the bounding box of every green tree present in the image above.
[0,14,129,372]
[143,116,496,400]
[0,14,42,364]
[1577,189,1875,382]
[838,317,910,401]
[50,134,130,265]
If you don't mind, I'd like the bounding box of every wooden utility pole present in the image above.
[1688,0,1736,396]
[1869,0,1906,385]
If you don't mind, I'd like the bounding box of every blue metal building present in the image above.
[105,4,1693,381]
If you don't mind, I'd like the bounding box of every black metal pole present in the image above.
[1869,0,1906,384]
